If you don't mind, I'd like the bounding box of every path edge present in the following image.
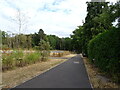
[80,54,94,89]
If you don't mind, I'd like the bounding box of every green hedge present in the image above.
[88,28,120,82]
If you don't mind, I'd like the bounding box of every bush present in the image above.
[41,51,50,61]
[88,28,120,82]
[13,50,24,67]
[2,50,41,71]
[24,52,41,64]
[33,46,39,50]
[2,50,24,70]
[2,53,16,70]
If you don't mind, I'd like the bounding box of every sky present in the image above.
[0,0,118,37]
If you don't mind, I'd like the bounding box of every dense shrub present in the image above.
[24,52,41,64]
[2,50,23,70]
[2,53,16,70]
[88,28,120,82]
[41,51,50,61]
[2,51,44,71]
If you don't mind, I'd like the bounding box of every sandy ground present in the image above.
[80,54,120,88]
[2,54,76,88]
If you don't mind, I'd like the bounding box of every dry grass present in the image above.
[50,51,70,57]
[64,54,76,58]
[80,54,120,88]
[2,54,76,88]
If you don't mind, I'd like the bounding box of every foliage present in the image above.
[2,53,15,69]
[63,37,72,50]
[39,40,50,51]
[32,29,47,47]
[70,1,120,82]
[1,27,73,51]
[47,35,72,50]
[82,2,110,55]
[39,40,50,61]
[47,35,61,50]
[2,50,23,70]
[71,1,120,55]
[24,52,41,64]
[71,26,84,53]
[88,28,120,82]
[47,35,57,49]
[41,51,50,61]
[2,50,42,71]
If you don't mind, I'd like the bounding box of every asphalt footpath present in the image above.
[12,54,92,88]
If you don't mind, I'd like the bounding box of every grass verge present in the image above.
[80,54,120,88]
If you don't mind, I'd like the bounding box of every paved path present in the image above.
[14,55,92,88]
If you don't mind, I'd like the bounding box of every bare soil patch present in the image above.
[80,54,120,88]
[2,54,76,88]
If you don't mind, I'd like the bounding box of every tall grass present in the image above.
[24,52,41,64]
[2,50,49,71]
[2,51,23,70]
[41,51,50,61]
[2,53,15,70]
[50,51,70,57]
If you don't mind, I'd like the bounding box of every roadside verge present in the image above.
[80,54,119,88]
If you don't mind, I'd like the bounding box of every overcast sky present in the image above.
[0,0,117,37]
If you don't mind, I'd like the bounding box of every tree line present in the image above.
[1,1,119,53]
[71,1,120,54]
[1,29,72,51]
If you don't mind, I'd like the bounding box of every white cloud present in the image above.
[0,0,118,37]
